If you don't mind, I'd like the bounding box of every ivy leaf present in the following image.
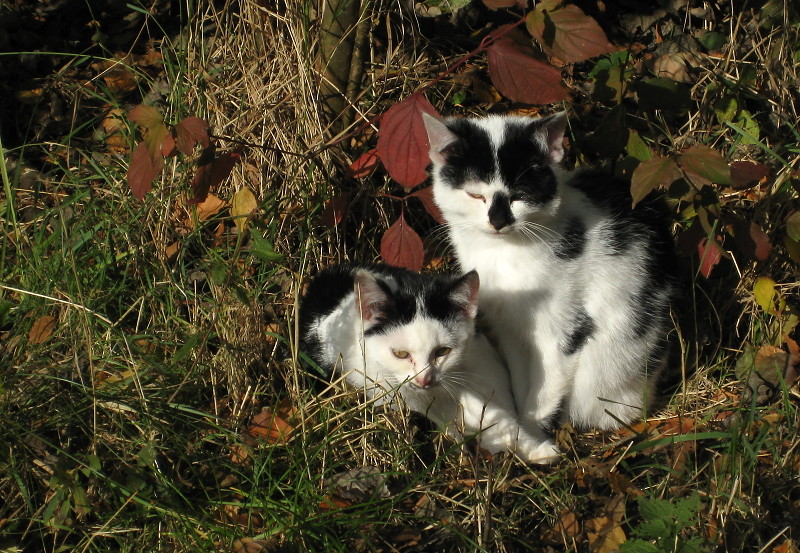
[377,93,440,190]
[409,187,444,224]
[678,145,731,186]
[347,148,380,178]
[630,156,681,207]
[381,213,424,271]
[127,141,164,200]
[527,3,615,63]
[486,28,565,105]
[175,116,210,155]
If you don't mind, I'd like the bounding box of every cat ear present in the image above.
[422,113,459,166]
[449,270,480,319]
[354,270,390,323]
[540,112,568,164]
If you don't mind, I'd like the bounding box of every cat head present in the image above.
[352,269,479,394]
[423,112,567,235]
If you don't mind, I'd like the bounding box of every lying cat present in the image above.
[299,263,559,463]
[423,112,679,431]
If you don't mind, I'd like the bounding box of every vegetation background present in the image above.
[0,1,798,552]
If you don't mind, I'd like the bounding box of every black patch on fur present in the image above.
[497,120,558,206]
[488,192,514,230]
[562,309,595,356]
[554,216,586,260]
[438,119,495,187]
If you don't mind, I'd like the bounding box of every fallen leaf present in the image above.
[586,516,626,553]
[753,276,777,314]
[540,508,582,544]
[193,193,227,224]
[231,188,258,233]
[247,399,297,445]
[29,315,56,344]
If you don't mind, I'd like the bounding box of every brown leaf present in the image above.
[540,508,582,544]
[175,116,210,155]
[190,148,240,204]
[29,315,56,344]
[409,187,444,223]
[246,399,297,445]
[630,156,681,207]
[586,516,627,553]
[728,216,772,262]
[381,213,425,271]
[127,141,164,200]
[193,193,227,224]
[527,3,616,63]
[486,28,565,105]
[347,148,380,178]
[103,66,137,95]
[321,193,351,228]
[730,161,771,190]
[377,93,440,190]
[482,0,520,8]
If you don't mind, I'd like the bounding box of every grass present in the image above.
[1,1,799,552]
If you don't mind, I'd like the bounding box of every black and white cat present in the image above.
[299,264,559,463]
[423,112,678,431]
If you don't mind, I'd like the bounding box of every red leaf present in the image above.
[209,151,240,188]
[347,149,380,178]
[409,187,444,224]
[175,116,210,155]
[630,156,681,207]
[189,149,240,205]
[127,141,164,200]
[486,29,565,105]
[381,214,424,271]
[321,193,351,227]
[377,94,440,190]
[748,222,772,261]
[161,132,178,157]
[678,145,731,186]
[697,236,723,278]
[730,161,771,190]
[526,3,616,63]
[728,215,772,262]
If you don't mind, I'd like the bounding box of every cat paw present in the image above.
[516,440,561,465]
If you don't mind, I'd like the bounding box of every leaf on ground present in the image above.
[728,216,772,262]
[128,141,164,199]
[785,211,800,241]
[325,466,391,504]
[630,156,681,207]
[678,145,731,186]
[232,537,278,553]
[29,315,56,344]
[409,186,444,223]
[540,508,582,544]
[527,3,616,63]
[753,276,777,314]
[381,213,424,271]
[649,52,701,84]
[586,516,627,553]
[730,160,771,189]
[190,193,227,226]
[231,188,258,233]
[697,236,723,278]
[377,93,440,190]
[321,192,351,228]
[247,398,296,445]
[346,148,381,178]
[175,116,210,155]
[486,26,565,105]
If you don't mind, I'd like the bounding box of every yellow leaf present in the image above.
[753,276,777,314]
[587,516,627,553]
[231,188,258,233]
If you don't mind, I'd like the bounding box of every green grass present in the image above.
[1,1,799,552]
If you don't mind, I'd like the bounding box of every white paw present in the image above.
[516,439,561,465]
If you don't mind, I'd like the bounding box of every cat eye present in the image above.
[434,346,452,358]
[466,192,485,201]
[510,193,525,202]
[392,350,410,359]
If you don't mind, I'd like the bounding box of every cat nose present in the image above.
[414,370,436,388]
[488,193,514,231]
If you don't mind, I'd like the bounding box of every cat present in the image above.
[423,112,679,431]
[299,263,559,463]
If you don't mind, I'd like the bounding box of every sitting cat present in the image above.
[299,263,559,463]
[423,112,679,431]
